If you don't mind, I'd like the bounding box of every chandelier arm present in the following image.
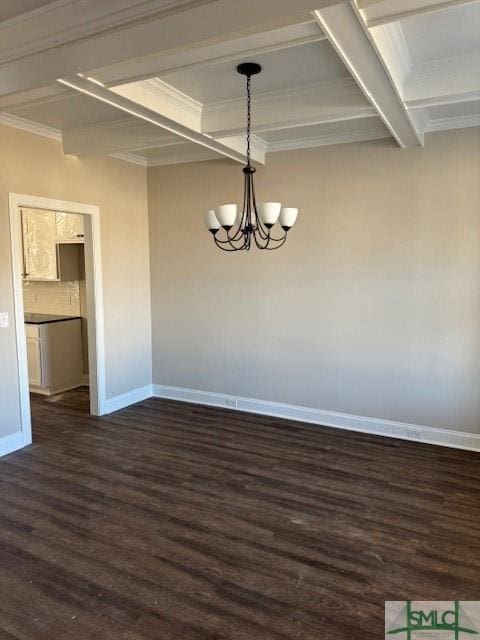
[263,228,288,243]
[214,241,242,252]
[250,176,269,240]
[264,235,288,250]
[214,234,246,251]
[227,171,249,242]
[219,232,248,249]
[253,231,270,250]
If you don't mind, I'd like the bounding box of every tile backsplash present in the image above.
[23,280,80,316]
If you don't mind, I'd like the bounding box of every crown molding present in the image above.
[109,151,148,166]
[0,111,148,166]
[426,113,480,133]
[0,112,61,140]
[267,126,390,152]
[137,79,203,119]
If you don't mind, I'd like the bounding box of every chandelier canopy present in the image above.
[204,62,298,251]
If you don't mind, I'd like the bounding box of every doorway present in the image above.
[9,194,106,445]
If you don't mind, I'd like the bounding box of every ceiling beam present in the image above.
[202,78,377,137]
[0,85,71,111]
[314,3,423,147]
[62,118,185,155]
[0,0,347,99]
[147,144,226,167]
[62,115,267,163]
[59,76,265,164]
[356,0,479,27]
[95,20,326,87]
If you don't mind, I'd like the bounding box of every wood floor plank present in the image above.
[0,387,479,639]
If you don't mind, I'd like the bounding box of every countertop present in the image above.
[24,313,81,325]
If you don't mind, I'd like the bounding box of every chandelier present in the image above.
[204,62,298,251]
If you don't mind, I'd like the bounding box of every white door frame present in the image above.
[8,193,106,444]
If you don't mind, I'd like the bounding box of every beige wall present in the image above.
[148,128,480,433]
[0,124,152,438]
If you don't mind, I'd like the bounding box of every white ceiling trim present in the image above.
[0,0,346,99]
[267,126,390,152]
[0,112,61,141]
[368,23,412,93]
[404,51,480,106]
[202,77,376,137]
[108,151,148,166]
[426,113,480,132]
[357,0,479,27]
[61,117,186,155]
[0,84,71,111]
[58,74,263,164]
[6,99,477,166]
[146,149,221,166]
[314,3,422,147]
[100,21,327,88]
[406,89,480,110]
[0,0,211,64]
[0,111,148,165]
[137,79,203,120]
[112,79,203,131]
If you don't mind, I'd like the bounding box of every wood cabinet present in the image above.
[26,320,84,395]
[21,208,83,281]
[26,330,44,387]
[21,209,59,281]
[56,212,85,243]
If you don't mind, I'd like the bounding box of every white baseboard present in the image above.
[102,384,153,414]
[0,431,26,458]
[152,384,480,453]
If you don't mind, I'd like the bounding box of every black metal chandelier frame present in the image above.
[209,62,293,252]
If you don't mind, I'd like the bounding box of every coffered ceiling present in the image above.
[0,0,478,167]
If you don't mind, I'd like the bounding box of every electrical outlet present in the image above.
[0,312,9,328]
[406,428,422,440]
[225,397,237,409]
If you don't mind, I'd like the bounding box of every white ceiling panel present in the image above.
[8,94,131,130]
[401,1,480,63]
[161,40,349,104]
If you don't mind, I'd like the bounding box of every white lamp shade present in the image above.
[215,204,237,228]
[257,202,281,226]
[279,207,298,229]
[204,209,221,230]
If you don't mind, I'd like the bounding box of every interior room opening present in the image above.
[20,207,91,424]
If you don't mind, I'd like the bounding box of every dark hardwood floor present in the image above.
[0,388,479,639]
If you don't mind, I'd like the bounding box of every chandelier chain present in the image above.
[246,74,251,166]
